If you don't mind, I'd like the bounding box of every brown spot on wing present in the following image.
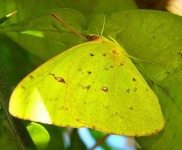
[22,86,26,89]
[87,71,92,74]
[119,62,124,66]
[111,50,118,54]
[82,85,91,90]
[118,61,125,66]
[134,87,137,92]
[102,87,108,92]
[129,107,133,110]
[29,75,33,79]
[49,73,65,83]
[126,89,130,93]
[132,78,136,82]
[55,77,65,83]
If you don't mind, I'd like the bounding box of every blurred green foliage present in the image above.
[0,0,182,150]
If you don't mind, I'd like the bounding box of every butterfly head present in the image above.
[86,34,100,41]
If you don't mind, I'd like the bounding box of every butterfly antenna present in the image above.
[100,14,105,36]
[51,12,87,41]
[109,16,130,37]
[94,26,99,35]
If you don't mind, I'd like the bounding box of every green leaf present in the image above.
[0,11,17,25]
[1,1,182,149]
[27,122,50,150]
[0,9,87,61]
[0,0,137,23]
[0,122,20,150]
[0,34,38,86]
[70,129,87,150]
[88,10,182,150]
[42,125,66,150]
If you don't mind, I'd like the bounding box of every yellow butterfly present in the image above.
[9,13,165,136]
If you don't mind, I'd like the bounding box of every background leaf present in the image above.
[0,0,182,150]
[87,10,182,150]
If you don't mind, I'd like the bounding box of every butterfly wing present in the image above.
[9,42,96,128]
[9,37,165,136]
[63,37,165,136]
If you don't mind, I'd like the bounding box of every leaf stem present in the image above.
[89,134,110,150]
